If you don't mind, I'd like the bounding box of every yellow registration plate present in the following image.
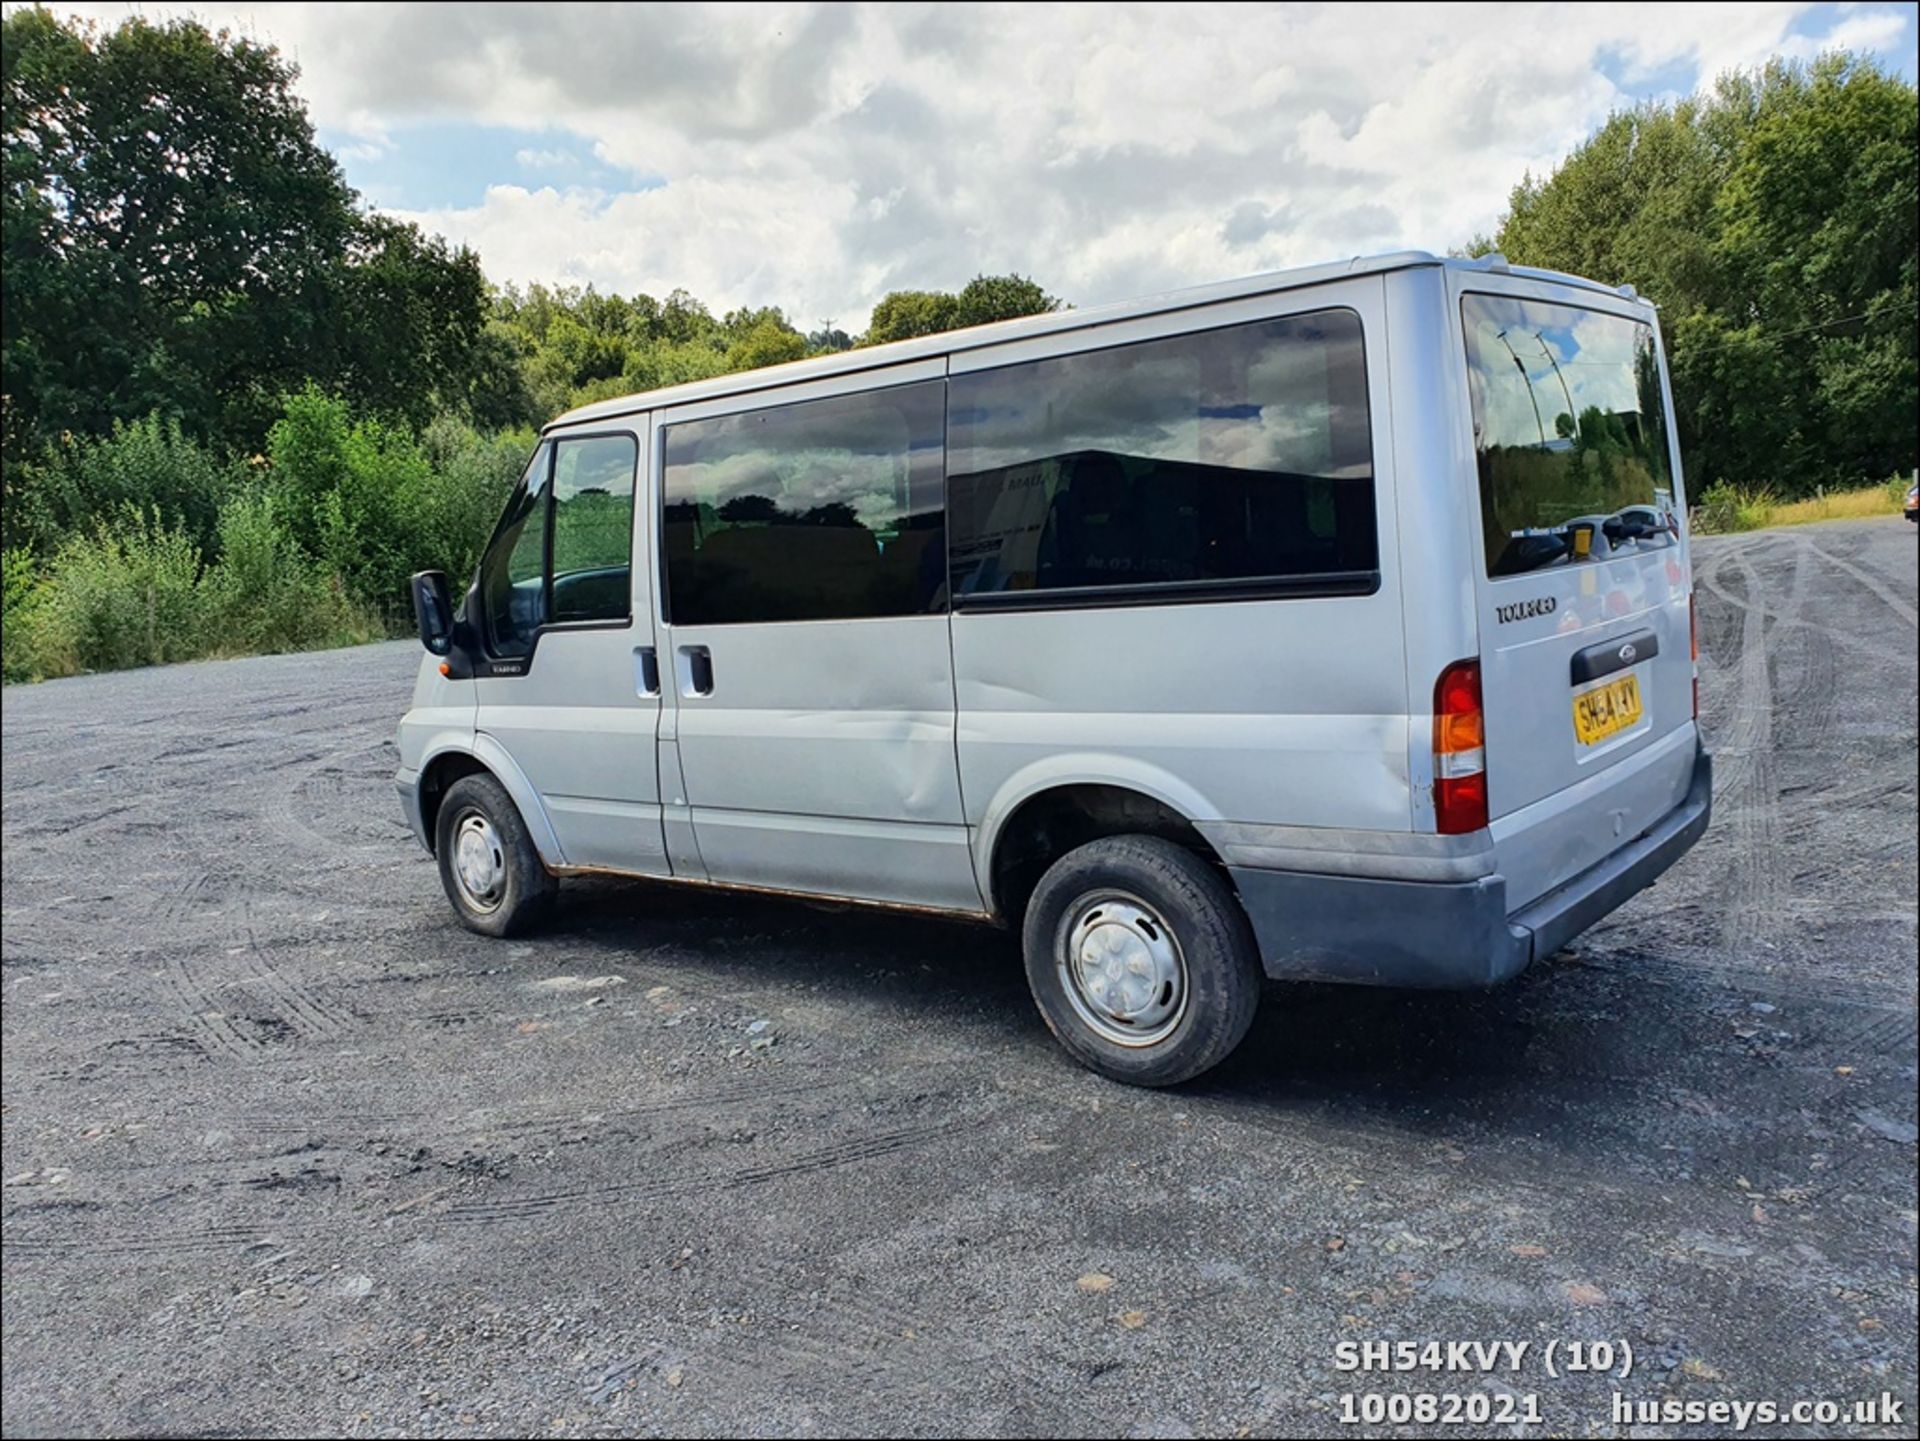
[1573,674,1644,746]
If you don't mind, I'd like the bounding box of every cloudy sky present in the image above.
[34,1,1920,328]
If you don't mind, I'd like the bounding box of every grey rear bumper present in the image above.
[1230,743,1713,988]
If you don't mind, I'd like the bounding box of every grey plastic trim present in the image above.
[1198,820,1497,883]
[1229,742,1712,988]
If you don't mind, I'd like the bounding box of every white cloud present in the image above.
[513,147,581,171]
[23,1,1916,329]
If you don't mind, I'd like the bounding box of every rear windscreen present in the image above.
[1462,294,1678,578]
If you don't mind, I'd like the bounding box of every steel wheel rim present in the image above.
[1056,890,1188,1047]
[451,809,507,912]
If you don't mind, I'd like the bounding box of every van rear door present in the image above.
[1457,287,1697,905]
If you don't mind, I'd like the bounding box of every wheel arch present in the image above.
[975,761,1227,927]
[416,735,564,865]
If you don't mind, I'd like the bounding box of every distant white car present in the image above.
[1905,481,1917,523]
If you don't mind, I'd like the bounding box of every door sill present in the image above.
[547,863,997,924]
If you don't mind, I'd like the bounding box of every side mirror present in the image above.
[410,570,455,656]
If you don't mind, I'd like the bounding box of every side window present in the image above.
[945,311,1377,603]
[478,434,637,657]
[550,434,638,623]
[662,380,946,625]
[481,442,551,658]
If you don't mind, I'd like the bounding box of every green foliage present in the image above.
[201,488,377,655]
[1692,481,1779,534]
[417,415,539,590]
[953,274,1062,328]
[863,274,1059,345]
[7,491,380,679]
[1,7,493,485]
[28,414,241,555]
[725,313,811,372]
[864,289,962,345]
[26,509,206,675]
[260,388,534,622]
[2,545,47,682]
[1488,54,1917,498]
[491,283,826,419]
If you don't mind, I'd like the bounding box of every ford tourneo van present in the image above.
[396,251,1712,1086]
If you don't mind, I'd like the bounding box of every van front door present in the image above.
[656,365,981,911]
[472,426,669,875]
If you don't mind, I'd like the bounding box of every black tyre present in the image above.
[1022,835,1262,1086]
[434,773,557,937]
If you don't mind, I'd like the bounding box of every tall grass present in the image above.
[3,392,521,682]
[1691,477,1909,534]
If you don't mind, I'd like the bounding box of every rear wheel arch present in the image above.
[984,780,1228,928]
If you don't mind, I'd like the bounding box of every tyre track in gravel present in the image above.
[438,1113,991,1227]
[1800,530,1920,629]
[1773,530,1841,756]
[1712,542,1786,958]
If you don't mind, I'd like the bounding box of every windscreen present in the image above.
[1462,294,1678,578]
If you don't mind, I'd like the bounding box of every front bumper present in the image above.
[1230,743,1713,988]
[395,766,431,852]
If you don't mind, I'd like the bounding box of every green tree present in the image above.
[864,274,1060,345]
[1486,54,1916,496]
[1,9,493,473]
[954,274,1061,327]
[2,9,354,447]
[865,289,962,344]
[326,217,492,431]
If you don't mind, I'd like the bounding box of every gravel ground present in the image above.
[3,517,1915,1439]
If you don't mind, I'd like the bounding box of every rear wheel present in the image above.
[434,773,556,937]
[1022,835,1261,1086]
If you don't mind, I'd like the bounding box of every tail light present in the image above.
[1433,658,1488,835]
[1689,592,1700,720]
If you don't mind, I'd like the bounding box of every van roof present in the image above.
[547,251,1639,431]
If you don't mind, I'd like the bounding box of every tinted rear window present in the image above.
[946,311,1376,604]
[1462,294,1678,578]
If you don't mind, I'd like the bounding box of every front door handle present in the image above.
[633,645,660,697]
[678,645,714,697]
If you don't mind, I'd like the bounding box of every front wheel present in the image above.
[434,773,557,937]
[1022,835,1261,1086]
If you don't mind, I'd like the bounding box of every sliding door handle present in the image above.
[677,645,714,697]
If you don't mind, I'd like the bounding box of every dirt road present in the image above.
[3,517,1915,1437]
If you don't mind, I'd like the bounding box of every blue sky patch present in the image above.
[1594,45,1700,100]
[321,122,650,209]
[1792,3,1917,80]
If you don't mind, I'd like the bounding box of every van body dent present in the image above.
[396,251,1711,1085]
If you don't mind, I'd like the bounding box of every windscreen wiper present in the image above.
[1600,508,1671,544]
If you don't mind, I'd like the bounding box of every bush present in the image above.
[39,415,240,553]
[268,389,516,621]
[265,386,355,559]
[416,415,536,586]
[29,508,206,676]
[317,418,437,623]
[1693,481,1777,534]
[2,546,49,683]
[202,489,378,656]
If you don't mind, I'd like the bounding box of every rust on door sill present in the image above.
[546,864,999,924]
